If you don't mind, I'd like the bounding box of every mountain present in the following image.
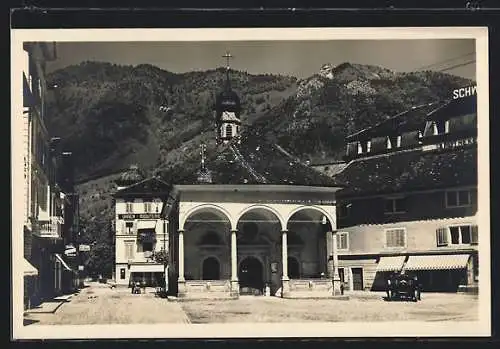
[45,61,474,227]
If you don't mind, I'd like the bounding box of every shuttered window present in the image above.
[336,232,349,250]
[125,242,135,260]
[471,225,478,244]
[125,202,134,213]
[436,227,448,246]
[385,228,406,248]
[438,225,478,246]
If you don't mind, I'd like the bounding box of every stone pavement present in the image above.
[23,282,479,325]
[24,282,190,325]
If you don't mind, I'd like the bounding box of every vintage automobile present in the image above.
[386,273,421,302]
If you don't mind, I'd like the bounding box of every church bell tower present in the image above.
[215,52,242,144]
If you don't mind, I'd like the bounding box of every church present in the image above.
[113,53,345,299]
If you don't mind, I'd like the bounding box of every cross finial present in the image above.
[223,51,233,70]
[200,143,206,170]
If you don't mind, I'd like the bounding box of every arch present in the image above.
[286,205,335,230]
[238,256,264,293]
[236,204,286,231]
[202,256,221,280]
[288,256,301,279]
[180,204,233,231]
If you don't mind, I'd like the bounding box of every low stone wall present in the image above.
[287,279,336,299]
[182,280,236,299]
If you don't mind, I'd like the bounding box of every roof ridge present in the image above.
[229,144,267,183]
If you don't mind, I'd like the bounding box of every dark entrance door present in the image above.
[352,268,364,290]
[239,257,263,295]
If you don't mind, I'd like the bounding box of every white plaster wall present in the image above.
[338,215,478,256]
[178,201,336,232]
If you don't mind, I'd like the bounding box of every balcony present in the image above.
[34,217,63,239]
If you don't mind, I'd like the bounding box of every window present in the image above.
[120,268,126,280]
[336,232,349,250]
[125,242,135,259]
[436,227,449,246]
[433,120,446,135]
[125,221,134,235]
[446,190,472,208]
[226,124,233,138]
[144,202,152,213]
[388,135,401,149]
[436,225,478,246]
[384,197,406,214]
[125,201,134,213]
[385,228,406,248]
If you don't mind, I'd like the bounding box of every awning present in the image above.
[376,256,406,272]
[404,254,470,271]
[54,253,73,272]
[24,258,38,276]
[137,220,157,230]
[130,264,165,273]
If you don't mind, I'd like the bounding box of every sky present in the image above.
[46,39,476,80]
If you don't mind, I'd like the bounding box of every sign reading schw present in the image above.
[118,213,161,220]
[453,85,477,99]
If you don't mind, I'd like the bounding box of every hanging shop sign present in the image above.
[79,244,91,252]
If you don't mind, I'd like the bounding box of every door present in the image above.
[239,257,264,295]
[351,267,364,291]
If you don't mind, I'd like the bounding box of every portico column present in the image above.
[177,230,186,296]
[230,230,239,297]
[326,230,334,279]
[281,229,290,298]
[331,231,342,296]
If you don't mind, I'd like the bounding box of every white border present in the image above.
[11,27,490,339]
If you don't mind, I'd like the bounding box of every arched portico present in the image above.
[286,207,341,294]
[175,200,341,298]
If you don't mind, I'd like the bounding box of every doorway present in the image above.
[351,267,364,291]
[239,256,264,295]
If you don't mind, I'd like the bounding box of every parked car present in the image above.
[386,272,421,302]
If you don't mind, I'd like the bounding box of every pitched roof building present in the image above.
[332,91,479,293]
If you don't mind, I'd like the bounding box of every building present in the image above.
[112,165,170,288]
[113,56,345,299]
[22,42,78,309]
[332,90,478,293]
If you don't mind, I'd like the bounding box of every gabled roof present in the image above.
[334,145,477,197]
[162,137,339,187]
[113,177,172,198]
[426,94,477,122]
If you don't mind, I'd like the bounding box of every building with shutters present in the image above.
[113,166,170,288]
[331,91,479,293]
[22,42,79,309]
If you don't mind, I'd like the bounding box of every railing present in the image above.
[36,217,62,238]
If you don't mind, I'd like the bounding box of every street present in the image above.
[24,282,479,325]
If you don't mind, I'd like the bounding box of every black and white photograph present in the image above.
[11,27,490,339]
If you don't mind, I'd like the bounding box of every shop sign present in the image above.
[452,85,477,99]
[437,137,476,150]
[118,213,161,220]
[79,244,91,252]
